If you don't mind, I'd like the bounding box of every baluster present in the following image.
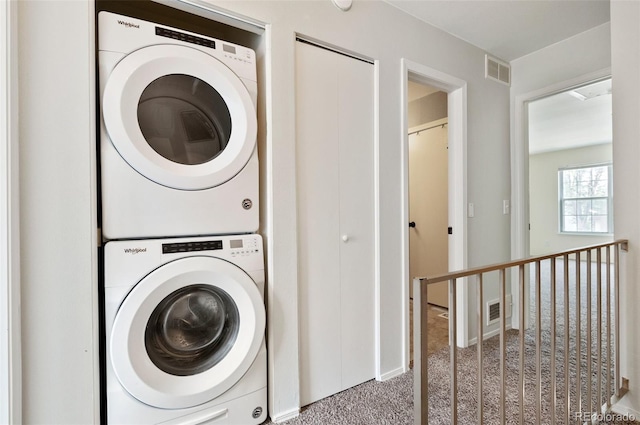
[535,261,542,424]
[575,251,582,416]
[587,250,592,416]
[449,278,458,424]
[597,248,602,411]
[564,253,570,423]
[499,269,506,425]
[551,258,557,424]
[476,274,483,424]
[519,264,525,424]
[606,246,612,408]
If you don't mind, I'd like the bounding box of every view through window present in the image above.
[558,164,611,233]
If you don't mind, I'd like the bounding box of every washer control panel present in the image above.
[229,236,260,257]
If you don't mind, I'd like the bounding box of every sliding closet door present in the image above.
[296,40,375,406]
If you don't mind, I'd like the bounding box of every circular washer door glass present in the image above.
[145,284,239,376]
[137,74,232,166]
[109,256,265,409]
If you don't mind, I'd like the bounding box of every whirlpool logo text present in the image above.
[117,20,140,29]
[123,248,147,255]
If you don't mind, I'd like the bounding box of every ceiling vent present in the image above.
[485,54,511,86]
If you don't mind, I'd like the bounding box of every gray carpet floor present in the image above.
[264,372,414,425]
[265,259,638,424]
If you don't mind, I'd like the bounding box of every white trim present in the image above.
[270,407,301,423]
[0,0,21,423]
[609,402,640,422]
[468,324,513,346]
[170,0,266,34]
[373,59,382,382]
[401,59,469,356]
[379,366,405,382]
[510,67,611,330]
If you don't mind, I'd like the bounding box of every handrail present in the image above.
[413,239,629,425]
[420,239,628,285]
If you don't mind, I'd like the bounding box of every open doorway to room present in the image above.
[528,78,613,256]
[406,79,450,364]
[402,60,468,370]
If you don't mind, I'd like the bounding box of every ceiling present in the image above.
[397,1,612,154]
[528,79,612,154]
[384,0,610,61]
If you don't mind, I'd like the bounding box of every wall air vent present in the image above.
[487,300,501,325]
[485,54,511,86]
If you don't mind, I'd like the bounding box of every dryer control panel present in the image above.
[162,240,223,254]
[98,12,257,82]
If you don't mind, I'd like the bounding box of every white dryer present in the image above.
[98,12,259,240]
[104,234,267,424]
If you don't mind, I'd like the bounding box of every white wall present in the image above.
[611,0,640,416]
[510,13,640,415]
[510,22,612,254]
[509,22,611,329]
[208,0,510,418]
[511,23,612,98]
[529,144,613,256]
[17,1,99,423]
[14,0,511,422]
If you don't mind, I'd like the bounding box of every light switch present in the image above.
[503,200,510,215]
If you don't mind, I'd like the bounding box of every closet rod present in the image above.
[408,122,447,137]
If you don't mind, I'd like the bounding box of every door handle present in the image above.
[342,235,349,242]
[409,221,416,228]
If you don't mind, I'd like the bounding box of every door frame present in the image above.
[0,0,21,422]
[511,67,611,330]
[401,59,468,363]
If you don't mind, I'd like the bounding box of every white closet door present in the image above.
[296,41,375,406]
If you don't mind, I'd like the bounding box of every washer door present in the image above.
[110,256,265,409]
[102,44,257,190]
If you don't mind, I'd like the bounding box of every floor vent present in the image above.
[487,300,500,325]
[485,54,511,86]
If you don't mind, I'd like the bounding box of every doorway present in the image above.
[401,59,469,370]
[407,84,449,308]
[512,71,612,330]
[527,78,613,256]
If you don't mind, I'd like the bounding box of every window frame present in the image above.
[558,163,613,235]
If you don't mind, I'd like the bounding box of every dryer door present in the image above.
[110,256,265,409]
[102,44,257,190]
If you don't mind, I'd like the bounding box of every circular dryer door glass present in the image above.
[137,74,232,166]
[145,284,239,376]
[102,44,257,190]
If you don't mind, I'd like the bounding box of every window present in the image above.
[559,164,612,234]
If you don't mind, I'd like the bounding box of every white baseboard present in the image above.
[379,366,406,381]
[468,325,513,346]
[610,400,640,421]
[270,407,300,423]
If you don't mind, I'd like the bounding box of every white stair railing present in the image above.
[413,240,629,424]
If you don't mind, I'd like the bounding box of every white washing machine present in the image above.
[98,12,259,240]
[104,234,267,424]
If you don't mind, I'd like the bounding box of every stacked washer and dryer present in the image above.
[98,11,267,425]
